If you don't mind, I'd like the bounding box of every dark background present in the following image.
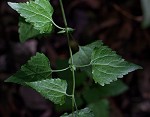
[0,0,150,117]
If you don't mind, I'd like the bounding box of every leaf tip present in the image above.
[132,64,143,71]
[7,2,19,11]
[4,79,9,83]
[4,77,13,83]
[138,65,143,70]
[7,2,12,6]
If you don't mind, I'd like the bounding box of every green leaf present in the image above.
[91,46,142,86]
[5,52,52,83]
[61,107,94,117]
[72,40,141,86]
[89,99,109,117]
[141,0,150,28]
[83,87,101,104]
[97,80,128,97]
[5,53,67,105]
[83,80,128,103]
[8,0,54,33]
[72,40,103,77]
[19,18,40,42]
[26,78,67,105]
[55,94,83,112]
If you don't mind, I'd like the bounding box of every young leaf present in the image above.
[19,18,40,42]
[8,0,54,33]
[61,107,94,117]
[71,40,103,77]
[26,78,67,105]
[5,52,52,83]
[141,0,150,28]
[89,99,109,117]
[91,47,142,86]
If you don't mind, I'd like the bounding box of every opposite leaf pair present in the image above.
[6,53,67,105]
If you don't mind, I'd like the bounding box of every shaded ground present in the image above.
[0,0,150,117]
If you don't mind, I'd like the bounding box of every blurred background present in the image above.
[0,0,150,117]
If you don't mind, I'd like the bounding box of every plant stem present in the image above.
[59,0,76,116]
[59,0,68,28]
[52,66,70,72]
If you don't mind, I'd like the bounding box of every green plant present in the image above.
[6,0,142,116]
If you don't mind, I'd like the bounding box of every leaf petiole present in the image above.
[66,94,73,97]
[75,63,91,68]
[51,19,65,30]
[52,66,70,72]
